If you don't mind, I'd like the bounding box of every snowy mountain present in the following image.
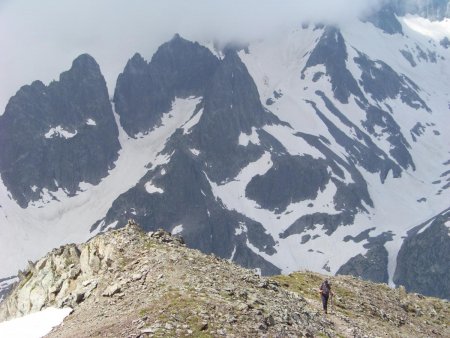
[392,0,450,21]
[0,4,449,299]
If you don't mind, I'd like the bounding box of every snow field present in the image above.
[0,307,72,338]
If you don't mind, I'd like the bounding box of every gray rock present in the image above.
[363,4,403,35]
[394,209,450,299]
[391,0,450,20]
[114,34,220,136]
[301,27,364,104]
[0,54,120,208]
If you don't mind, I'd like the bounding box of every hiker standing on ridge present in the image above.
[319,279,333,314]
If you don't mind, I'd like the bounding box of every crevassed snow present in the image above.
[0,96,201,278]
[44,126,77,139]
[0,307,72,338]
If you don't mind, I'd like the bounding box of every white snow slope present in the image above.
[0,307,72,338]
[235,16,450,285]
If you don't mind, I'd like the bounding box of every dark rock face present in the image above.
[281,212,356,238]
[302,27,363,104]
[191,50,281,183]
[0,54,120,208]
[354,53,429,112]
[394,209,450,299]
[362,105,415,171]
[401,50,417,67]
[93,48,284,275]
[302,26,423,177]
[441,37,450,49]
[364,4,403,35]
[392,0,450,20]
[307,96,402,181]
[246,155,330,213]
[114,34,220,136]
[337,247,389,283]
[276,130,374,239]
[92,141,280,275]
[337,231,393,283]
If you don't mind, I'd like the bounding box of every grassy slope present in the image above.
[274,271,450,337]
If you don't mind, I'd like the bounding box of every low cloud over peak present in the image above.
[0,0,385,113]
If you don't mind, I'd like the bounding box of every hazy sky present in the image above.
[0,0,384,113]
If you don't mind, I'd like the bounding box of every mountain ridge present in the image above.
[0,221,448,337]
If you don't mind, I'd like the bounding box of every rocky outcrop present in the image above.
[114,34,220,136]
[1,220,449,337]
[364,4,404,35]
[246,155,330,213]
[394,209,450,299]
[1,221,180,320]
[0,227,114,320]
[391,0,450,21]
[0,220,331,336]
[0,54,120,208]
[301,27,364,104]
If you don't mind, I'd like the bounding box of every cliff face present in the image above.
[0,54,120,208]
[394,209,450,299]
[1,221,448,337]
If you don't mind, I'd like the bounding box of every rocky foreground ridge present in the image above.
[0,221,448,337]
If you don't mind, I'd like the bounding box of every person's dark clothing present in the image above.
[320,280,332,313]
[321,293,329,313]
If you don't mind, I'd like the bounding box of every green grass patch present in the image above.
[274,271,323,300]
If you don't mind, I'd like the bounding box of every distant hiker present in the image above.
[319,279,333,314]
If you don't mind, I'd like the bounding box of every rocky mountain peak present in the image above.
[365,3,404,35]
[126,53,147,72]
[69,53,101,73]
[201,49,268,134]
[59,53,105,88]
[114,35,219,136]
[302,26,364,104]
[0,53,120,208]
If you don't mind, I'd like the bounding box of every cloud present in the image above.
[0,0,384,113]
